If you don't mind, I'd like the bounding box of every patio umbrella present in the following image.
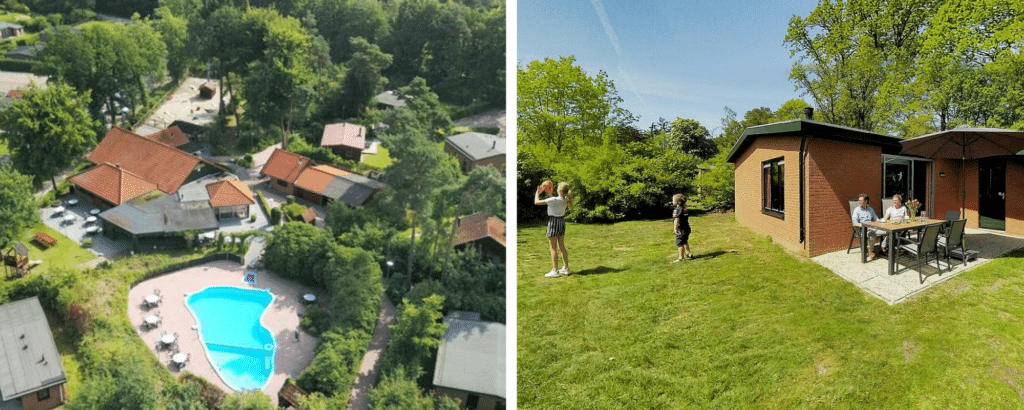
[899,125,1024,217]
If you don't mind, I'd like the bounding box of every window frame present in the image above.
[762,157,785,219]
[36,388,50,402]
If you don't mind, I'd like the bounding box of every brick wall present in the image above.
[734,135,805,256]
[471,155,505,172]
[805,138,883,256]
[21,384,64,410]
[1007,159,1024,236]
[932,159,981,228]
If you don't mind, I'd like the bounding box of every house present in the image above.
[433,311,505,410]
[0,22,23,39]
[4,44,41,60]
[98,191,219,252]
[726,114,908,257]
[260,148,385,207]
[444,132,505,173]
[69,127,219,208]
[319,122,366,161]
[372,90,406,110]
[453,213,506,261]
[0,297,68,410]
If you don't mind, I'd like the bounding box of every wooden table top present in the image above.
[863,218,945,231]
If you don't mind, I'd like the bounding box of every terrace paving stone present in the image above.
[812,228,1024,304]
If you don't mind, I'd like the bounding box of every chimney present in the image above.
[492,140,496,150]
[803,107,814,120]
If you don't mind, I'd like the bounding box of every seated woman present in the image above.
[878,194,911,253]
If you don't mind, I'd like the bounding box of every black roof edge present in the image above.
[726,119,903,163]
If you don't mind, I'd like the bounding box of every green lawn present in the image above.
[16,222,98,273]
[518,212,1024,409]
[361,145,391,169]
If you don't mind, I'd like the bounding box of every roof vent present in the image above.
[803,107,814,120]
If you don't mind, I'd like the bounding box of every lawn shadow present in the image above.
[691,250,736,260]
[573,266,625,276]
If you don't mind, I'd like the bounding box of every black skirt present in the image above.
[547,216,566,237]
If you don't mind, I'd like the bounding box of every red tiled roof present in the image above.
[278,380,309,408]
[320,122,366,149]
[293,165,350,195]
[259,148,311,183]
[206,179,255,207]
[69,163,158,205]
[144,125,189,148]
[6,89,22,99]
[454,213,506,247]
[300,208,317,223]
[86,127,200,193]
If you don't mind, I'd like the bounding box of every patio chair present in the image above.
[941,210,961,236]
[938,219,970,267]
[847,200,863,253]
[882,198,894,214]
[896,223,945,283]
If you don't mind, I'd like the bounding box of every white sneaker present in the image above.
[544,269,561,278]
[558,267,571,276]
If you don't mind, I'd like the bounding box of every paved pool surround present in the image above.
[128,260,320,402]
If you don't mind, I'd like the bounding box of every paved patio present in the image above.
[39,195,131,259]
[128,260,320,404]
[812,228,1024,304]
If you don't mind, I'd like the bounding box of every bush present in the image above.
[249,214,257,223]
[81,237,93,247]
[282,203,306,221]
[286,195,296,205]
[0,58,36,72]
[300,305,329,337]
[270,207,282,225]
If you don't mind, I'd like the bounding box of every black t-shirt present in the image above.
[673,205,690,233]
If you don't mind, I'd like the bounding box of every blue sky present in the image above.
[518,0,821,133]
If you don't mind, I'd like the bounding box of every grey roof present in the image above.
[432,313,505,398]
[322,174,385,207]
[445,132,505,161]
[4,44,42,59]
[100,193,217,236]
[373,90,407,108]
[0,22,22,30]
[0,297,67,401]
[726,118,904,163]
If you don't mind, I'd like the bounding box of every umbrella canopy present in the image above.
[899,125,1024,218]
[900,125,1024,159]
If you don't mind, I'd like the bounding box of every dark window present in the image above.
[276,179,287,187]
[36,388,50,401]
[466,394,480,410]
[762,157,785,217]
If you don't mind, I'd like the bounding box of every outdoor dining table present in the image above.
[86,216,97,224]
[145,294,161,307]
[172,353,188,365]
[62,214,75,224]
[144,315,161,328]
[303,294,316,303]
[85,226,99,234]
[90,208,101,216]
[67,198,79,206]
[53,206,65,215]
[861,218,947,275]
[161,333,176,346]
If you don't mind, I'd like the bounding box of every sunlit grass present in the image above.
[361,145,391,169]
[518,212,1024,409]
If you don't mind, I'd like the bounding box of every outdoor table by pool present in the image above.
[145,315,161,327]
[63,214,75,224]
[86,216,97,223]
[90,208,100,215]
[161,333,176,345]
[172,353,187,364]
[85,226,99,234]
[303,294,316,303]
[53,206,65,215]
[67,198,79,206]
[145,294,161,306]
[861,218,947,275]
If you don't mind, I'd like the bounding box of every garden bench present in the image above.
[34,232,57,248]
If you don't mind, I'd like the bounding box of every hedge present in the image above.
[0,58,36,73]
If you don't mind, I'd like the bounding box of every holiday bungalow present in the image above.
[444,132,505,173]
[319,122,367,161]
[726,115,912,257]
[454,213,506,261]
[0,297,68,410]
[260,148,385,207]
[433,311,506,410]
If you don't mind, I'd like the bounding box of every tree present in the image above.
[263,222,334,286]
[439,165,504,279]
[376,76,452,140]
[0,165,37,248]
[219,390,277,410]
[666,118,717,161]
[518,56,633,155]
[310,0,390,63]
[152,6,194,81]
[382,294,447,378]
[339,37,392,118]
[242,11,316,141]
[0,83,98,191]
[382,128,460,286]
[321,245,383,332]
[298,328,368,396]
[368,368,440,410]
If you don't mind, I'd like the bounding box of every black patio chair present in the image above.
[938,219,969,267]
[847,200,862,253]
[896,223,945,283]
[941,210,961,235]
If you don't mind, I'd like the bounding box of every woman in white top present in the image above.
[535,181,573,278]
[879,194,910,253]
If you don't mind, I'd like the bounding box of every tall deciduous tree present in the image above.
[376,76,452,140]
[0,83,98,191]
[340,37,392,118]
[517,56,633,155]
[243,11,315,141]
[0,165,37,248]
[382,294,448,378]
[152,6,194,81]
[666,118,717,161]
[310,0,390,63]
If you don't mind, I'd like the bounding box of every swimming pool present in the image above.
[186,286,275,391]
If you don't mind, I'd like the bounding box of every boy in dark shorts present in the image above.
[672,194,693,262]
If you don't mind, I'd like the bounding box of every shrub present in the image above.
[249,214,257,223]
[286,195,296,205]
[300,305,329,337]
[282,203,306,221]
[255,191,271,216]
[270,207,282,225]
[81,237,93,247]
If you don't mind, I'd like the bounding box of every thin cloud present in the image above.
[590,0,621,56]
[616,66,650,116]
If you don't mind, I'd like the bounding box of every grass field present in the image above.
[361,145,391,169]
[15,222,98,272]
[518,212,1024,409]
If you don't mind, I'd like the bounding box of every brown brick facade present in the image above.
[734,135,805,256]
[805,138,885,255]
[1006,160,1024,236]
[20,384,65,410]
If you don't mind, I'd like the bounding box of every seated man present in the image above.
[852,194,883,258]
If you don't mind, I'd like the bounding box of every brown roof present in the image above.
[300,208,317,223]
[144,125,189,148]
[86,127,201,193]
[454,213,506,247]
[206,179,254,207]
[69,163,158,205]
[293,165,350,195]
[278,379,309,408]
[259,148,311,183]
[320,122,366,149]
[6,89,22,99]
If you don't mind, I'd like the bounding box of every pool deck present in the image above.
[128,260,320,403]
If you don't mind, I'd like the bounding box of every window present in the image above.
[762,157,785,217]
[276,179,288,187]
[36,388,50,401]
[466,394,480,410]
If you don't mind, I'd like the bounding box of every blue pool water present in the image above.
[187,286,275,390]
